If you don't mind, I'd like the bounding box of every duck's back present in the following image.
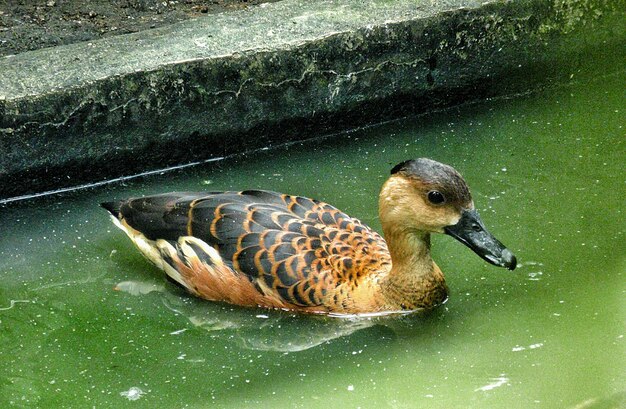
[103,190,390,312]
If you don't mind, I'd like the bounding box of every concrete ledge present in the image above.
[1,0,624,199]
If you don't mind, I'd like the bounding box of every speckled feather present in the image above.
[107,190,391,312]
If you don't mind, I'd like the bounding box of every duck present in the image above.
[102,158,516,315]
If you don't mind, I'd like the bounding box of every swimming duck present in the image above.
[102,158,516,315]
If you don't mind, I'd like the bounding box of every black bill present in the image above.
[444,209,517,270]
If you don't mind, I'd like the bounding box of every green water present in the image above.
[1,72,624,408]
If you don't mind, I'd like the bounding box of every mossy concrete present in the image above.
[0,0,624,200]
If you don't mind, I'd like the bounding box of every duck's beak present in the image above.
[444,209,517,270]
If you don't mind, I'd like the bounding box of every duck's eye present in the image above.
[427,191,445,205]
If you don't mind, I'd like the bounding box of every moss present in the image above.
[539,0,623,34]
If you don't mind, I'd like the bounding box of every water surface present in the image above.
[1,72,624,408]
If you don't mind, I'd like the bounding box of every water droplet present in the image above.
[120,387,145,401]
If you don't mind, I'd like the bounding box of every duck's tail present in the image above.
[101,201,122,217]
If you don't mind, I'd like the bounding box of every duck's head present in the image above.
[380,158,516,270]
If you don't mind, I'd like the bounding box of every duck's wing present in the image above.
[105,190,390,309]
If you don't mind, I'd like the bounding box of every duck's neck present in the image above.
[380,226,447,309]
[378,179,448,310]
[384,226,433,278]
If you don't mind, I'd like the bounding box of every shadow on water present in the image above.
[114,279,447,353]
